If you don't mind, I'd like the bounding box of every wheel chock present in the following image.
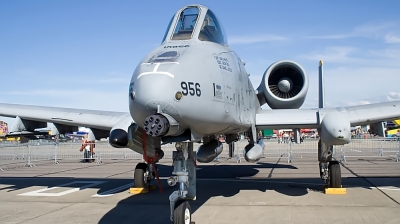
[129,185,156,194]
[129,188,148,194]
[323,185,346,195]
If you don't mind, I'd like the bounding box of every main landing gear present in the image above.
[167,142,196,224]
[318,140,342,188]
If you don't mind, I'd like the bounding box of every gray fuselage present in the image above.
[129,41,260,137]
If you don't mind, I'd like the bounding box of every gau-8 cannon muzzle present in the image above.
[143,113,179,137]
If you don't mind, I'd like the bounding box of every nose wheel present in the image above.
[173,200,192,224]
[328,161,341,188]
[169,142,196,223]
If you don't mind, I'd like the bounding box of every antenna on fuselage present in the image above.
[318,60,325,109]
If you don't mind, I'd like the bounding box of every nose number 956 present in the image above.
[181,81,201,97]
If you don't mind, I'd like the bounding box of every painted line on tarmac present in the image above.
[19,181,106,197]
[377,187,400,191]
[92,183,133,197]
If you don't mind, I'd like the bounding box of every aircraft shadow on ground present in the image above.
[97,162,400,224]
[1,162,399,224]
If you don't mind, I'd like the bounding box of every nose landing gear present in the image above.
[168,142,196,224]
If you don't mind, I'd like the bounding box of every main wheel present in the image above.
[173,200,191,224]
[328,161,341,188]
[134,163,148,188]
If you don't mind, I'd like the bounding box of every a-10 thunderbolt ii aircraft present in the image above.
[1,4,400,223]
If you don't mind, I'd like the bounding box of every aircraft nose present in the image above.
[129,74,180,123]
[133,74,174,106]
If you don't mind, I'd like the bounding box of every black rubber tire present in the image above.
[134,163,147,188]
[173,200,191,224]
[328,161,341,188]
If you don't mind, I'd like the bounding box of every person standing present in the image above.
[278,132,283,143]
[283,132,289,144]
[79,133,95,162]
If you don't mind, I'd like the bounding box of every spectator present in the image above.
[283,132,289,143]
[79,134,95,162]
[278,132,283,143]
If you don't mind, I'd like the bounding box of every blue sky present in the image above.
[1,1,400,127]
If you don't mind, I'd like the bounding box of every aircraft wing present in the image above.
[256,100,400,130]
[0,103,128,131]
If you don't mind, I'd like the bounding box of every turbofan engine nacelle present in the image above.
[196,139,223,163]
[257,60,309,109]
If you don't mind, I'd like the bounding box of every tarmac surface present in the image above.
[0,156,399,224]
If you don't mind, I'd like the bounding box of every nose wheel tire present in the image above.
[173,200,191,224]
[328,161,341,188]
[134,163,148,188]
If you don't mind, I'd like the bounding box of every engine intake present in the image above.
[257,60,309,109]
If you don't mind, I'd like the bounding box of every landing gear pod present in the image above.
[320,111,351,145]
[196,139,223,163]
[243,143,263,163]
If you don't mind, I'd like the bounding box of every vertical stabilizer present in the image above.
[318,60,325,108]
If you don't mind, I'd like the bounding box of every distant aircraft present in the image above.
[1,4,400,223]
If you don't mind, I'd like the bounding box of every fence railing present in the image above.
[1,138,399,171]
[232,138,400,163]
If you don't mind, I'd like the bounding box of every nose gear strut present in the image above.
[168,142,196,223]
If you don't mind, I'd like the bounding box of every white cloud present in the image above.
[229,34,288,45]
[384,34,400,44]
[354,22,395,37]
[8,89,91,96]
[305,21,400,43]
[302,46,360,63]
[368,47,400,61]
[386,92,400,101]
[345,100,371,106]
[305,34,353,40]
[98,77,128,83]
[5,89,127,111]
[302,45,400,69]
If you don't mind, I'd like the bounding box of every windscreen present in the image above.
[171,7,200,40]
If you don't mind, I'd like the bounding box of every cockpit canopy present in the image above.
[171,7,199,41]
[162,5,227,46]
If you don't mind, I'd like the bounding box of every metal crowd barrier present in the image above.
[339,139,400,162]
[1,138,399,171]
[232,139,291,163]
[232,138,400,163]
